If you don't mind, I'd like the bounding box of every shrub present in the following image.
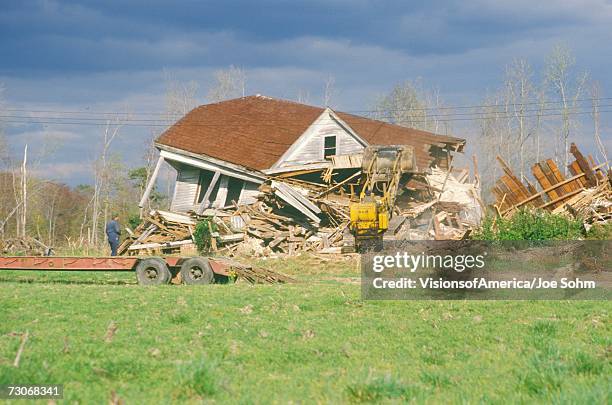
[585,222,612,240]
[472,209,583,240]
[128,213,142,230]
[193,219,219,252]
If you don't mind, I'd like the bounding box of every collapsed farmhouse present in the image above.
[143,95,465,212]
[124,95,483,256]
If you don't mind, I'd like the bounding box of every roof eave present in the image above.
[155,142,267,181]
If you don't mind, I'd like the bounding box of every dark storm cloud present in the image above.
[1,0,610,185]
[0,0,603,75]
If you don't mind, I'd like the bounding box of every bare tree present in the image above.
[372,80,447,133]
[532,88,547,163]
[477,92,509,198]
[206,65,247,103]
[297,89,310,104]
[505,58,542,180]
[82,115,126,246]
[164,70,199,120]
[545,45,588,174]
[323,75,336,107]
[19,145,27,237]
[590,82,608,165]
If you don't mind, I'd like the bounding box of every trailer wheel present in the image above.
[180,257,214,285]
[135,257,171,285]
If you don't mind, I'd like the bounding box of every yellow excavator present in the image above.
[349,145,416,251]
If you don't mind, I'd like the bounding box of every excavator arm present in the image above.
[349,145,416,251]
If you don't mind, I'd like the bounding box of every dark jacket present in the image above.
[105,220,121,241]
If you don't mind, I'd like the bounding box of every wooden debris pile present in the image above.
[118,210,196,256]
[215,257,297,284]
[120,152,484,257]
[394,164,484,240]
[492,143,611,226]
[0,237,53,256]
[197,180,351,256]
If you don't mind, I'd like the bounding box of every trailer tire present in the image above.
[135,257,171,285]
[180,257,214,285]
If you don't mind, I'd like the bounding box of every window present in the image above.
[224,177,244,207]
[323,136,336,159]
[196,170,219,204]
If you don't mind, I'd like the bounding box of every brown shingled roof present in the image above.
[156,95,465,171]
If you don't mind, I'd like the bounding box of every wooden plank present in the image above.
[139,155,164,208]
[212,174,228,208]
[536,188,584,210]
[499,176,522,206]
[540,161,567,202]
[196,171,221,214]
[315,171,361,198]
[532,163,560,203]
[156,210,196,225]
[568,161,587,187]
[546,159,577,193]
[273,188,321,224]
[219,234,245,243]
[145,216,188,239]
[496,156,531,200]
[525,180,545,207]
[272,181,321,214]
[570,143,597,187]
[492,187,506,209]
[269,236,287,248]
[499,162,609,215]
[128,239,193,250]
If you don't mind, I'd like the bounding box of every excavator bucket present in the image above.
[361,145,416,174]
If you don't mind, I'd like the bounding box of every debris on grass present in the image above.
[13,330,29,367]
[104,321,118,343]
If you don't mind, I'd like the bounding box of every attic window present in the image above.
[323,136,336,159]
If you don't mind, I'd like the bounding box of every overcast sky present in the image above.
[1,0,611,185]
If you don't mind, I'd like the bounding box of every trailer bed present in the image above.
[0,256,230,285]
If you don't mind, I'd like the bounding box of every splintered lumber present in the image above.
[270,181,321,225]
[214,257,296,284]
[570,143,597,187]
[127,239,194,251]
[316,171,361,198]
[545,159,578,193]
[1,237,52,256]
[536,189,584,210]
[496,156,532,202]
[330,153,363,168]
[494,142,610,225]
[119,209,195,255]
[500,161,609,215]
[568,161,588,187]
[156,210,196,225]
[532,162,562,206]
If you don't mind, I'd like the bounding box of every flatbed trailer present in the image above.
[0,256,233,285]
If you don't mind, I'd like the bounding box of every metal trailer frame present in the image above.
[0,256,232,285]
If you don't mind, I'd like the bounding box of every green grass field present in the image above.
[0,255,610,404]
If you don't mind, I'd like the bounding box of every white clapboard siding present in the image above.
[211,175,229,208]
[170,165,200,212]
[239,181,260,205]
[281,112,364,166]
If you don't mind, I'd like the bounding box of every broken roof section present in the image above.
[155,95,465,173]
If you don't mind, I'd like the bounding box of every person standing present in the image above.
[106,214,121,256]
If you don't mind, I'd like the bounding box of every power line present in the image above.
[2,103,611,123]
[2,96,612,116]
[2,108,611,128]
